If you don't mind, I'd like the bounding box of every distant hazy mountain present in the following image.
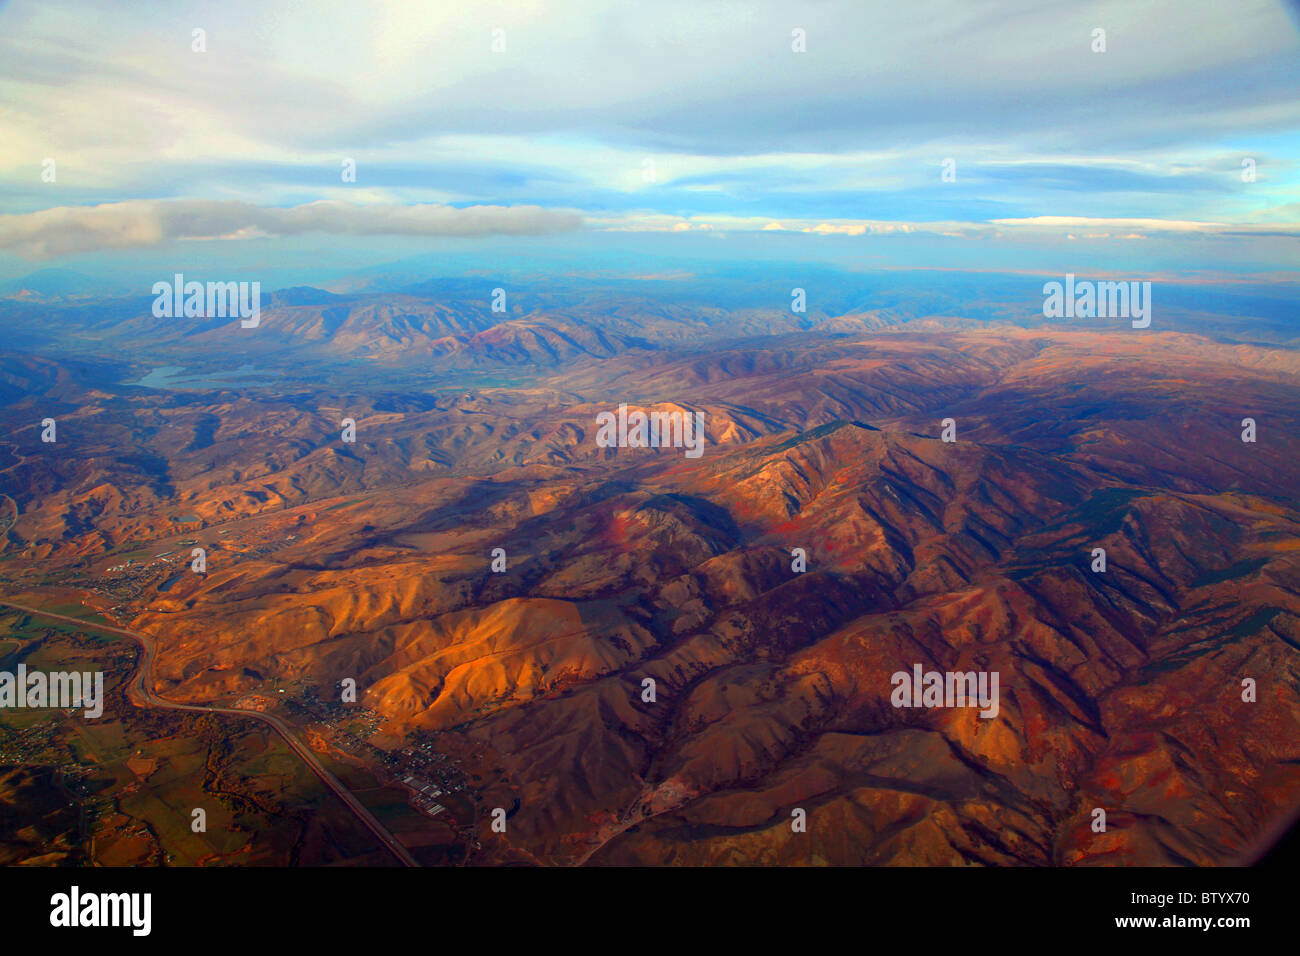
[268,286,345,307]
[0,268,132,300]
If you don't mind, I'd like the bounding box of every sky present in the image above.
[1,0,1298,286]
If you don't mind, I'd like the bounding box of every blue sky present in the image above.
[1,0,1298,285]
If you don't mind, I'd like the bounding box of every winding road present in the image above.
[0,599,419,867]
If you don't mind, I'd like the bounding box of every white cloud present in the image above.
[0,200,582,258]
[588,211,1300,241]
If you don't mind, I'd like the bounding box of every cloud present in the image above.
[587,211,1300,241]
[3,2,1297,182]
[6,201,1292,262]
[0,200,583,258]
[0,0,1295,268]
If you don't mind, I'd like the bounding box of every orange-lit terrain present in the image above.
[3,292,1297,866]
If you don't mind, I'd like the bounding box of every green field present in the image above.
[0,611,399,866]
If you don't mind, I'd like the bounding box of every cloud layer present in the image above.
[0,0,1297,272]
[0,200,582,258]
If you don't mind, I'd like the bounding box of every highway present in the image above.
[0,599,419,867]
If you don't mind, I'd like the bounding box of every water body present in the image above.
[157,572,184,593]
[133,364,271,390]
[132,363,527,393]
